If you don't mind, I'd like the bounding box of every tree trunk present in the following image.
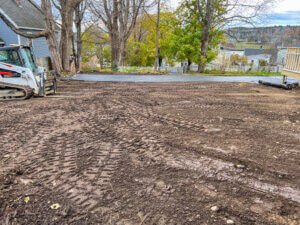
[91,0,144,71]
[197,0,214,73]
[111,0,120,71]
[74,3,84,72]
[111,34,119,71]
[60,5,75,72]
[155,0,161,71]
[187,59,192,72]
[76,25,82,72]
[119,40,127,66]
[41,0,63,75]
[198,38,209,73]
[97,47,104,69]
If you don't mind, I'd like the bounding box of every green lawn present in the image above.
[81,66,282,77]
[234,42,273,50]
[191,70,282,77]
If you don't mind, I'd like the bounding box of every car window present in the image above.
[20,48,37,71]
[0,49,22,66]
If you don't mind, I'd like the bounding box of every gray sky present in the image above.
[168,0,300,26]
[169,0,300,12]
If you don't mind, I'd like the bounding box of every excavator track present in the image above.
[0,82,34,101]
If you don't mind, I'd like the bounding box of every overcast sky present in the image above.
[33,0,300,26]
[168,0,300,26]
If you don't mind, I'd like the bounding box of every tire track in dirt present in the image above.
[114,98,297,181]
[84,97,297,224]
[2,97,124,215]
[109,98,300,205]
[1,82,299,224]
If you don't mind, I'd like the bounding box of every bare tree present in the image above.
[196,0,214,73]
[41,0,63,74]
[45,0,87,73]
[55,0,84,72]
[89,0,146,70]
[74,1,87,71]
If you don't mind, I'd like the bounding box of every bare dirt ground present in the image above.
[0,81,299,225]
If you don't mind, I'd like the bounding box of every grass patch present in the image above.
[234,42,272,50]
[80,65,281,77]
[80,65,166,75]
[187,70,282,77]
[80,66,164,75]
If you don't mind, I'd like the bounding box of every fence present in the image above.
[102,63,281,75]
[282,47,300,79]
[189,64,280,73]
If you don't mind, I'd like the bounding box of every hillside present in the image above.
[226,26,300,47]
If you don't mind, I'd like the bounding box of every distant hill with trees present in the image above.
[226,26,300,47]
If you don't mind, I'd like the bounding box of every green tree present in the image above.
[230,54,248,66]
[126,10,178,67]
[179,0,273,72]
[81,25,111,69]
[166,1,224,71]
[126,14,156,66]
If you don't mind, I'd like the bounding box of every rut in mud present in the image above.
[0,81,299,225]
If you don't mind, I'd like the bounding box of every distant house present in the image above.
[0,0,55,60]
[214,47,245,66]
[219,47,245,57]
[244,48,276,66]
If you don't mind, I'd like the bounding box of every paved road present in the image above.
[69,74,299,84]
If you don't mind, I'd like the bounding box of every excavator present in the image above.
[0,45,56,101]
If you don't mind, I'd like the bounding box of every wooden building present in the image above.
[282,47,300,79]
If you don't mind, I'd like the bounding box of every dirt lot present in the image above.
[0,81,299,225]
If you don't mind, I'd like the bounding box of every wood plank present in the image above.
[282,70,300,79]
[284,47,300,79]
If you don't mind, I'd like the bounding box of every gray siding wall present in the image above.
[19,35,30,46]
[32,37,50,58]
[0,19,18,45]
[0,19,53,70]
[0,20,57,60]
[14,31,50,58]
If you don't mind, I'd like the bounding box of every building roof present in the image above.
[0,0,45,31]
[220,46,244,52]
[244,48,273,56]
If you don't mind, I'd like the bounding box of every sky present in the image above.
[32,0,300,27]
[169,0,300,26]
[266,0,300,26]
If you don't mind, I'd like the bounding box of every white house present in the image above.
[214,47,245,66]
[247,54,272,65]
[244,48,274,66]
